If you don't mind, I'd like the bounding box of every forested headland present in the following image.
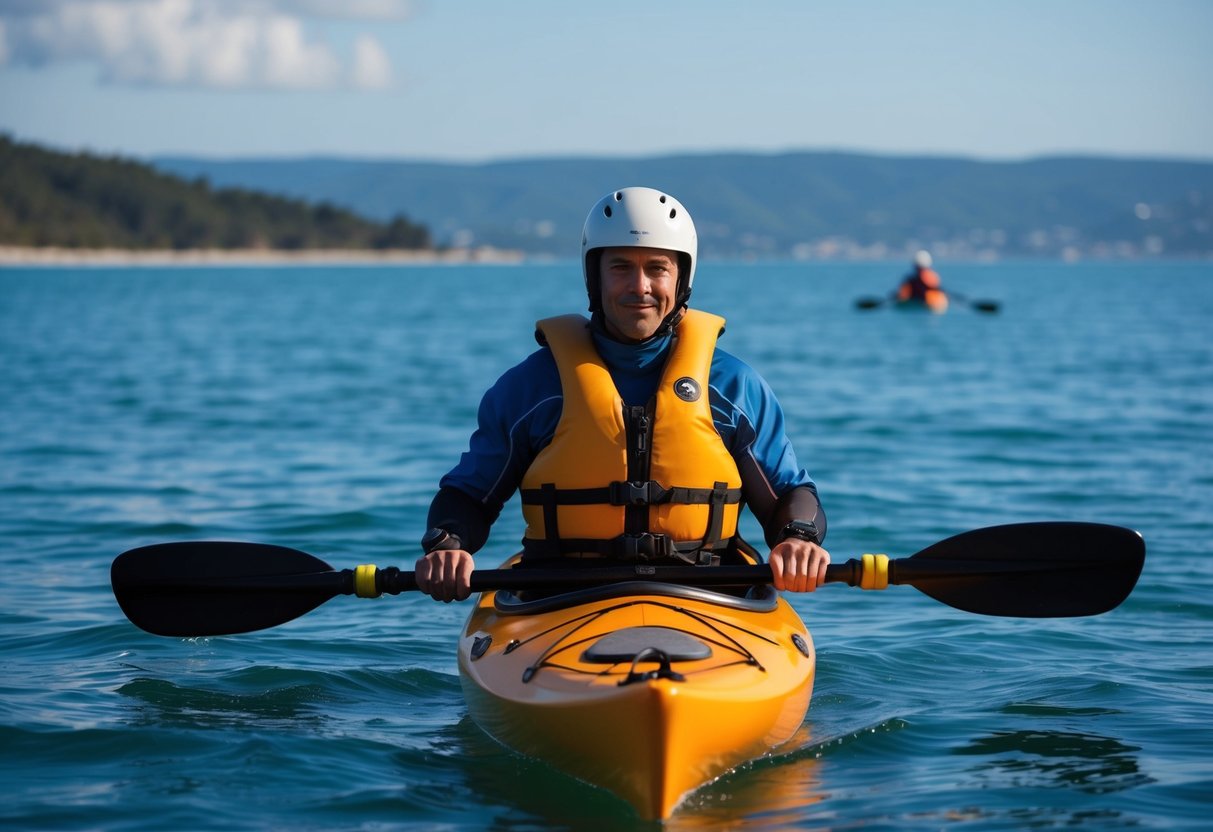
[0,135,430,251]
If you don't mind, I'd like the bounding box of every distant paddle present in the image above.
[951,292,1001,313]
[111,522,1145,637]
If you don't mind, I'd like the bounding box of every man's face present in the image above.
[599,247,679,342]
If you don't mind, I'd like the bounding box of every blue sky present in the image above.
[1,0,1211,162]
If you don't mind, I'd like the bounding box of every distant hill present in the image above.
[152,151,1213,260]
[0,135,430,250]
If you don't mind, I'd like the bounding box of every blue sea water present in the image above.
[1,260,1211,830]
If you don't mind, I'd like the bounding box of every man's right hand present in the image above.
[414,548,475,602]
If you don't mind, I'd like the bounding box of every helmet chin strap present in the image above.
[658,304,687,337]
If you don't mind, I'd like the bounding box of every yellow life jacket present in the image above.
[519,309,743,564]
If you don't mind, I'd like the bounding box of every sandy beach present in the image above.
[0,246,526,267]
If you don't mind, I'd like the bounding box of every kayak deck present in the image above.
[458,571,815,819]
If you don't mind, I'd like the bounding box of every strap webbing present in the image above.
[520,480,741,507]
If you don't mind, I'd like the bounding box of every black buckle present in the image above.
[609,480,667,506]
[618,532,671,561]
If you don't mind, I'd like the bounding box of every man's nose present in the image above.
[622,265,650,291]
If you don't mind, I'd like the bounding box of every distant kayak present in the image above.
[855,293,999,314]
[866,253,999,314]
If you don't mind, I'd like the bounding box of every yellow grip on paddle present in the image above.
[354,564,380,598]
[859,554,889,590]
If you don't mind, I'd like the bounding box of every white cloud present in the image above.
[259,14,343,88]
[0,0,402,90]
[351,34,391,89]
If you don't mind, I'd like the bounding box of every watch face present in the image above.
[422,528,448,550]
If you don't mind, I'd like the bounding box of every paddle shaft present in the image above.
[121,555,1111,596]
[949,292,1000,313]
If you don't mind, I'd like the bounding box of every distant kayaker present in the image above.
[414,187,830,602]
[896,250,948,311]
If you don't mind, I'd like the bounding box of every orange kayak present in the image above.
[457,558,815,819]
[896,290,949,313]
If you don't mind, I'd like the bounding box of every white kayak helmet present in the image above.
[581,186,697,314]
[914,249,933,269]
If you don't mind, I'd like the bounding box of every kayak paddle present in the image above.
[855,296,888,310]
[950,292,1001,313]
[111,522,1144,637]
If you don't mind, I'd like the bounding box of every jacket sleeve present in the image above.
[709,350,826,547]
[426,485,496,555]
[425,349,563,554]
[762,484,827,548]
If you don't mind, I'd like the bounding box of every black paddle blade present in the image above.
[894,522,1145,617]
[111,541,348,637]
[855,297,885,310]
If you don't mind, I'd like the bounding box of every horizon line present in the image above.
[6,131,1212,168]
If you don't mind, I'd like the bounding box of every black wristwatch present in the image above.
[421,527,463,554]
[777,519,820,545]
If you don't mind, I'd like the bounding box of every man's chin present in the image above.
[607,315,661,342]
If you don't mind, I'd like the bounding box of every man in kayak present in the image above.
[415,187,830,602]
[896,250,948,309]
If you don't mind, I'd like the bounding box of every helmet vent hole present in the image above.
[603,205,612,218]
[669,209,677,219]
[614,192,623,201]
[659,195,667,203]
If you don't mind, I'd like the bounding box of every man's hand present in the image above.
[769,538,831,592]
[414,548,475,602]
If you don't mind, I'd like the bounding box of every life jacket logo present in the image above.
[673,377,700,402]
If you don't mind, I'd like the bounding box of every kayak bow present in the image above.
[458,557,814,819]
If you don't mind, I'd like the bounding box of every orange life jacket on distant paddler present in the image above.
[897,267,948,310]
[898,267,941,298]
